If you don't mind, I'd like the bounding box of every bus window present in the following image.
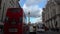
[19,17,22,23]
[11,19,16,24]
[8,28,18,32]
[9,8,20,12]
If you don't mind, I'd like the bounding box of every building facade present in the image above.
[42,0,60,31]
[0,0,20,22]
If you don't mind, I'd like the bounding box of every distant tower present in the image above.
[28,12,31,25]
[28,12,30,23]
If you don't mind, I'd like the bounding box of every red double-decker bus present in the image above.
[4,8,27,34]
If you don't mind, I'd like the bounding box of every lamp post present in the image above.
[27,11,31,33]
[28,12,31,25]
[28,12,30,22]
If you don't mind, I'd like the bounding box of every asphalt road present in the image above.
[1,31,60,34]
[36,31,60,34]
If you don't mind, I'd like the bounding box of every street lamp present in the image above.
[28,11,31,25]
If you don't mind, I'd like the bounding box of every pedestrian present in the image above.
[33,26,36,34]
[26,25,29,34]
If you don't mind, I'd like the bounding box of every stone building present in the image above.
[42,0,60,31]
[0,0,20,22]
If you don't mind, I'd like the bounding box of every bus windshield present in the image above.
[8,8,20,12]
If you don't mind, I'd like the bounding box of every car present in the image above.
[36,23,45,32]
[37,27,45,32]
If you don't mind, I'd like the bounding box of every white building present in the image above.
[0,0,20,22]
[42,0,60,31]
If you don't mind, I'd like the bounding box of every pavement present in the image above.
[0,32,3,34]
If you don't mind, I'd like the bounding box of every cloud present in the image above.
[35,16,42,22]
[21,0,46,23]
[23,4,43,18]
[31,17,42,23]
[25,0,41,6]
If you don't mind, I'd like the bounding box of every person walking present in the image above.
[26,25,29,34]
[33,26,36,34]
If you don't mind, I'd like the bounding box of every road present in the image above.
[26,31,60,34]
[36,31,60,34]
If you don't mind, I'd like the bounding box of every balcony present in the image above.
[55,0,60,5]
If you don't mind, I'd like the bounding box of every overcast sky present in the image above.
[19,0,47,23]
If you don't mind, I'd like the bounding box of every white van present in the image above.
[29,25,34,32]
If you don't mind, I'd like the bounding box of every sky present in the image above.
[19,0,48,23]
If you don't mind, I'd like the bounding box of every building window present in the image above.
[55,21,58,27]
[10,0,15,7]
[19,17,22,23]
[9,8,20,12]
[55,0,60,5]
[0,0,2,9]
[10,1,14,7]
[11,19,16,24]
[51,20,53,28]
